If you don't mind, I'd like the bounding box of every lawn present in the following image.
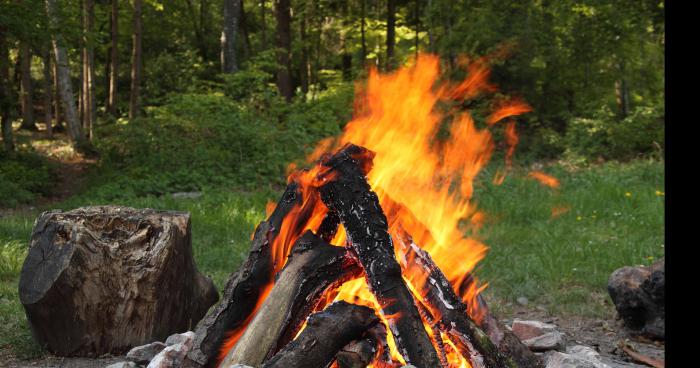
[0,158,664,360]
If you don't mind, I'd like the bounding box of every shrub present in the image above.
[608,106,665,159]
[0,152,55,207]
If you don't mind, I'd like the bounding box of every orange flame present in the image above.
[528,170,560,189]
[220,53,531,367]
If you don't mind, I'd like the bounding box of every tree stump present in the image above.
[18,206,219,356]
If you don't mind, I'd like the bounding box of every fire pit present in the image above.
[181,54,542,368]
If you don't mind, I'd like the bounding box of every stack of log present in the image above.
[182,144,543,368]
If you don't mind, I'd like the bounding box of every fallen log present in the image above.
[184,183,301,368]
[262,301,380,368]
[219,230,362,367]
[394,230,543,368]
[335,323,396,368]
[18,206,218,357]
[318,144,441,367]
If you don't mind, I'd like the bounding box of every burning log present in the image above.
[262,301,380,368]
[184,183,301,367]
[395,230,543,368]
[219,230,362,367]
[318,144,441,367]
[335,323,396,368]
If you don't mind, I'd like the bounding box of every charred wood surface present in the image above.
[220,230,362,367]
[19,206,218,357]
[318,144,441,367]
[395,230,543,368]
[184,183,300,367]
[335,323,396,368]
[263,301,380,368]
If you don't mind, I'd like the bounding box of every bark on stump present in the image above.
[18,206,218,356]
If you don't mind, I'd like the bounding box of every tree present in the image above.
[221,0,241,73]
[19,40,34,130]
[275,0,292,101]
[82,0,95,140]
[45,0,92,153]
[108,0,118,117]
[42,45,52,139]
[386,0,396,70]
[129,0,142,119]
[0,26,14,151]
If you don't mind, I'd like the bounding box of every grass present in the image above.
[0,158,664,360]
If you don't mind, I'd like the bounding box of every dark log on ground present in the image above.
[608,258,664,340]
[317,143,441,368]
[184,183,300,368]
[394,230,543,368]
[219,230,362,367]
[18,206,218,357]
[263,301,380,368]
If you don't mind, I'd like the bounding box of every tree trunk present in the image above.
[221,0,241,73]
[46,0,92,153]
[42,46,53,139]
[260,0,267,49]
[129,0,142,119]
[239,0,252,60]
[19,41,35,130]
[52,58,62,132]
[108,0,118,116]
[299,0,309,97]
[275,0,293,102]
[360,0,366,63]
[82,0,95,140]
[386,0,396,70]
[0,26,14,151]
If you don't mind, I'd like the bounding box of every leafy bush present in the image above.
[0,152,55,207]
[608,106,665,159]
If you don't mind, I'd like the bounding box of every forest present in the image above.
[0,0,664,364]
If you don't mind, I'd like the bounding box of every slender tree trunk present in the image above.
[275,0,293,102]
[360,0,366,63]
[299,1,309,97]
[108,0,118,116]
[19,42,35,130]
[43,46,53,139]
[82,0,95,140]
[260,0,267,49]
[46,0,92,153]
[221,0,241,73]
[386,0,396,70]
[53,56,62,132]
[240,0,252,60]
[129,0,142,119]
[414,0,419,58]
[0,27,14,151]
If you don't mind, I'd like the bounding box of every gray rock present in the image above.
[517,296,530,306]
[545,348,611,368]
[512,319,559,340]
[523,331,566,352]
[106,362,139,368]
[126,341,166,364]
[165,331,195,348]
[230,365,254,368]
[147,343,189,368]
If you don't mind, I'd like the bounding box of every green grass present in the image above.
[0,159,664,359]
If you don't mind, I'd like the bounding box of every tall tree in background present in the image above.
[0,26,14,151]
[42,45,52,139]
[82,0,95,140]
[45,0,92,153]
[386,0,396,70]
[129,0,142,119]
[275,0,292,101]
[19,40,34,130]
[108,0,118,116]
[221,0,241,73]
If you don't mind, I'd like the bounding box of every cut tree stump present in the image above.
[18,206,218,357]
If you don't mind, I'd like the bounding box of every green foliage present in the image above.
[0,152,55,208]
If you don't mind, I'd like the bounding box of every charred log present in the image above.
[317,143,441,367]
[220,230,362,367]
[395,230,543,368]
[184,183,300,368]
[335,323,395,368]
[263,301,380,368]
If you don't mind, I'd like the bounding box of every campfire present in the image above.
[184,54,542,368]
